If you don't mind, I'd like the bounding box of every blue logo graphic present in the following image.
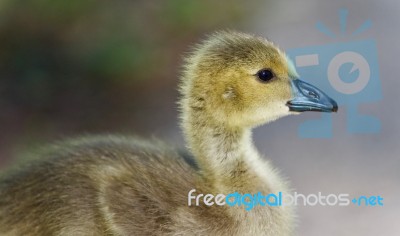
[287,9,381,138]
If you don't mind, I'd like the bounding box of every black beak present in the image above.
[286,79,338,113]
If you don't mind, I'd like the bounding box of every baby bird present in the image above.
[0,31,337,235]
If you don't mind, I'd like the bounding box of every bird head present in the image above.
[180,31,337,128]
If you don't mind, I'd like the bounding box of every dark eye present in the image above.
[256,69,274,82]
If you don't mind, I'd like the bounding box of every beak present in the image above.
[286,79,338,113]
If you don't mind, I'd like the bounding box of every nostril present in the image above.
[308,91,319,99]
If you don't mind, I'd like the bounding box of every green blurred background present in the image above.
[0,0,254,165]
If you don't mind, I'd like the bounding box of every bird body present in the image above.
[0,31,337,235]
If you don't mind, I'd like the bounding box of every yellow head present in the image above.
[180,31,337,129]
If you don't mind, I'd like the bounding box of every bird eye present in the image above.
[256,69,274,82]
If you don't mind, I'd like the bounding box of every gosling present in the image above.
[0,31,337,235]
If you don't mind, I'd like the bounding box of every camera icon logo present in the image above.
[286,9,381,138]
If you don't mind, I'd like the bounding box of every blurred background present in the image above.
[0,0,399,235]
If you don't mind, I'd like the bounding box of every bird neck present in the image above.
[184,115,267,193]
